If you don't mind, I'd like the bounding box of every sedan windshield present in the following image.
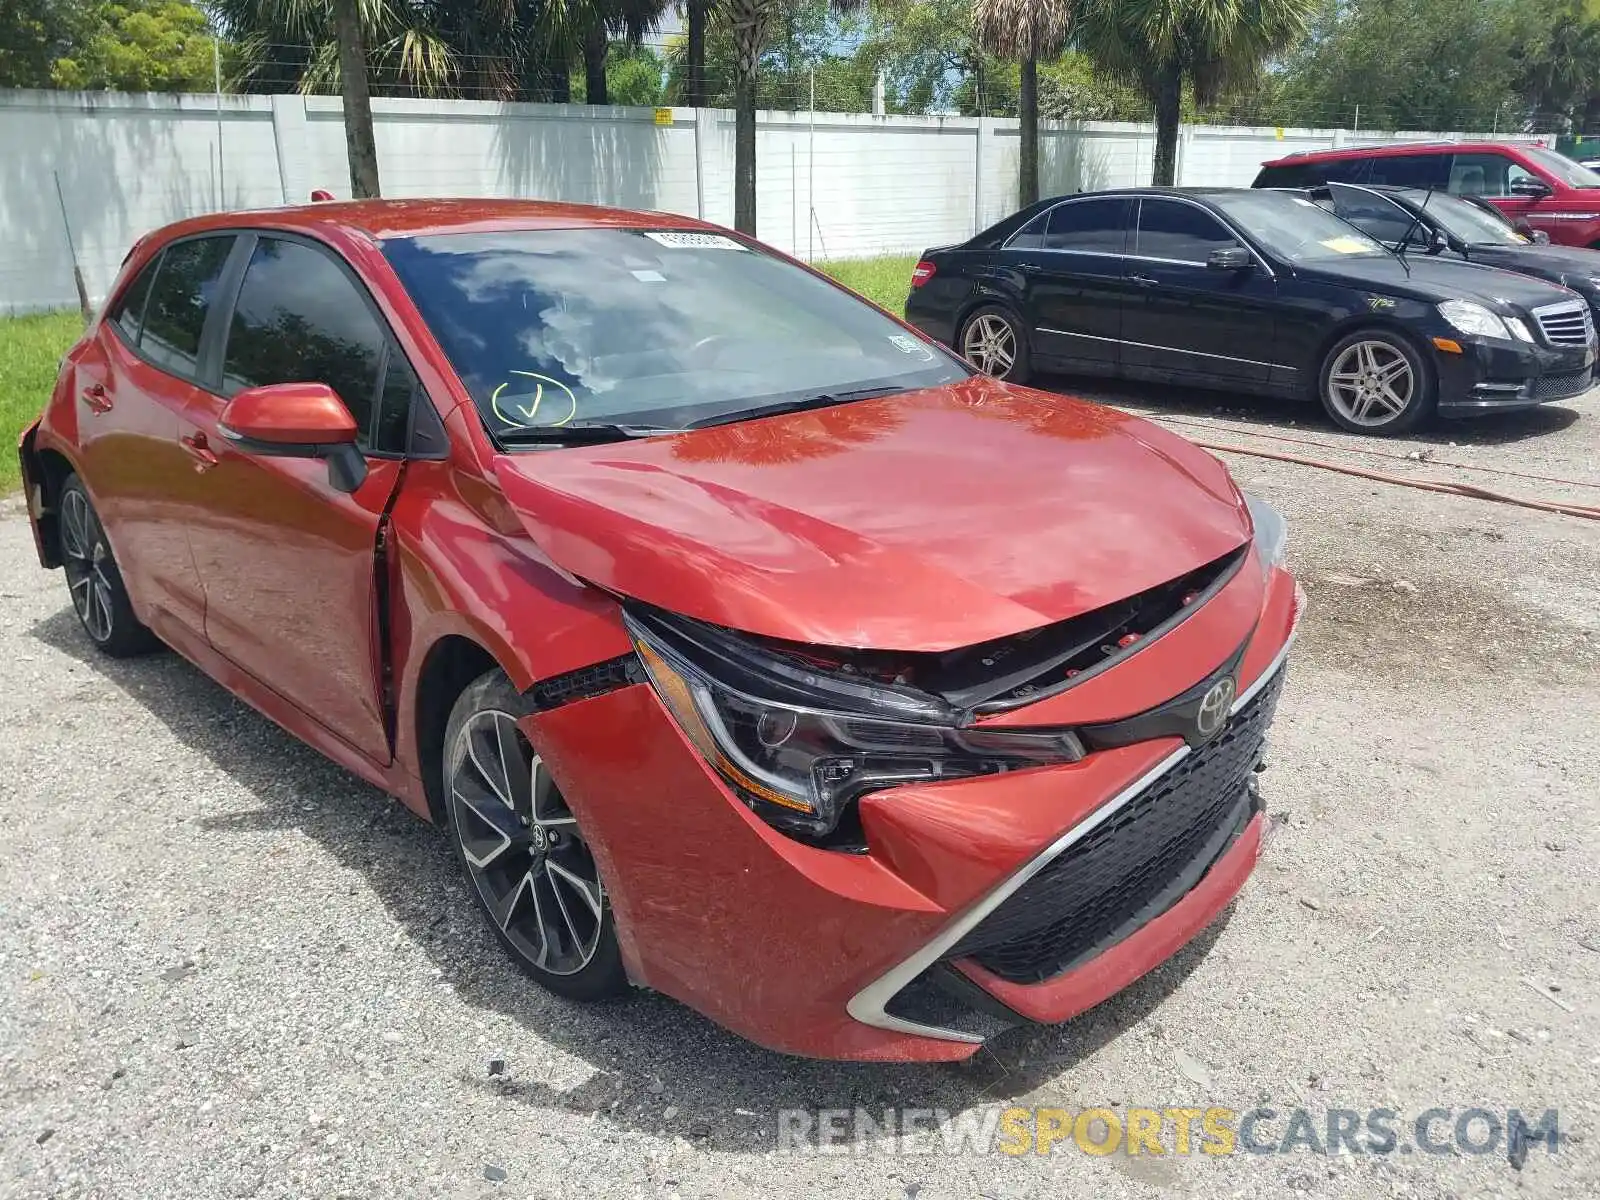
[1392,189,1528,246]
[384,228,964,439]
[1208,191,1388,263]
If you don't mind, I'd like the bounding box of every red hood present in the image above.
[492,379,1250,651]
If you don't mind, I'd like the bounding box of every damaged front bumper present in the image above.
[524,563,1302,1061]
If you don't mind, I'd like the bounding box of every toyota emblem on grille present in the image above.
[1195,676,1237,740]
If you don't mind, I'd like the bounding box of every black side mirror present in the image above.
[1509,177,1552,199]
[1206,245,1253,271]
[1428,229,1451,254]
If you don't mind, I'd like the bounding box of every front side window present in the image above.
[1134,200,1237,263]
[221,237,385,439]
[139,236,235,377]
[383,228,966,438]
[1045,198,1129,251]
[1323,185,1421,246]
[1448,153,1517,197]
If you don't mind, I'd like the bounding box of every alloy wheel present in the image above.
[962,313,1017,378]
[447,710,605,976]
[1326,339,1415,427]
[61,488,115,643]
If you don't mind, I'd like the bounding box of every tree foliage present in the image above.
[0,0,218,91]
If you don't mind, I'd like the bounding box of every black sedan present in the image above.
[904,187,1597,434]
[1304,182,1600,325]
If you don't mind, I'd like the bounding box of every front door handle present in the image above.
[1129,274,1159,287]
[82,384,112,413]
[1017,262,1042,274]
[181,432,219,471]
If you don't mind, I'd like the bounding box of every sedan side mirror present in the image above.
[1206,245,1253,271]
[1509,177,1552,199]
[218,382,369,493]
[1530,229,1551,244]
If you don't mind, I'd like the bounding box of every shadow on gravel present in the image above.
[33,604,1232,1153]
[1039,373,1585,446]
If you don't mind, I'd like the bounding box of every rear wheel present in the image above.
[1317,330,1436,435]
[958,305,1032,384]
[58,474,160,658]
[443,670,627,1001]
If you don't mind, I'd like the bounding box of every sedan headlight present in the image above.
[1436,299,1512,340]
[625,609,1085,841]
[1244,492,1288,570]
[1502,316,1535,342]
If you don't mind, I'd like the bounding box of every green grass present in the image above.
[0,310,84,492]
[818,256,920,315]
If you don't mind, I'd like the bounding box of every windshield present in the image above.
[384,228,964,439]
[1209,190,1388,262]
[1522,146,1600,188]
[1392,189,1528,245]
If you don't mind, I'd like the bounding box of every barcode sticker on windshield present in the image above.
[644,231,747,250]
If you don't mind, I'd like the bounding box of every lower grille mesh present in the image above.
[946,665,1286,984]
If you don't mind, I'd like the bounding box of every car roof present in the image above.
[141,198,715,246]
[1261,140,1544,167]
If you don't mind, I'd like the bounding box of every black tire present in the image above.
[957,304,1033,384]
[57,474,160,658]
[1316,328,1436,435]
[442,669,627,1002]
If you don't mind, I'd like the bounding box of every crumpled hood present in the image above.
[492,378,1251,651]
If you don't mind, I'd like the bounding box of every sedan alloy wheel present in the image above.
[959,308,1030,382]
[1318,331,1434,435]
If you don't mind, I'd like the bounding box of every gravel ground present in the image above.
[2,384,1597,1200]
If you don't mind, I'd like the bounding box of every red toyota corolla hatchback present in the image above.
[20,200,1302,1061]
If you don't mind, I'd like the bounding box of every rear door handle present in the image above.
[1129,274,1159,287]
[181,432,218,471]
[82,384,112,413]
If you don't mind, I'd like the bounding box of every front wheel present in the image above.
[958,305,1032,384]
[58,474,160,657]
[1317,330,1436,435]
[443,670,627,1002]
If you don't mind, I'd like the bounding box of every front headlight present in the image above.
[1437,299,1511,340]
[1244,492,1288,570]
[1502,316,1535,342]
[625,610,1085,842]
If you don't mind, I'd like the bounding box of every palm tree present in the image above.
[721,0,862,235]
[971,0,1072,207]
[1072,0,1316,187]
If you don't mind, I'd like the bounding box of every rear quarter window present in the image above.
[1253,164,1311,188]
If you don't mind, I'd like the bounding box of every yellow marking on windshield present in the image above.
[490,371,579,428]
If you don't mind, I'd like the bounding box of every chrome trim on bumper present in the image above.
[845,628,1299,1045]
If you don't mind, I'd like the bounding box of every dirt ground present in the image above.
[2,382,1596,1199]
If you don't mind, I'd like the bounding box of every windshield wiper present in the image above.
[686,384,908,430]
[496,422,683,446]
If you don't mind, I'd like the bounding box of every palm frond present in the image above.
[971,0,1072,61]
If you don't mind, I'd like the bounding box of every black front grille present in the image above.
[946,665,1285,984]
[1531,370,1593,401]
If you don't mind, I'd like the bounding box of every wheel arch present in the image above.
[1304,317,1435,401]
[412,633,506,825]
[21,431,80,570]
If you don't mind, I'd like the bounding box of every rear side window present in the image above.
[1134,199,1237,263]
[1363,152,1449,189]
[1253,164,1310,188]
[111,257,158,344]
[140,236,235,377]
[1044,198,1128,251]
[221,237,385,441]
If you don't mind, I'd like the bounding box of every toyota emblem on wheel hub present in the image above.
[1195,676,1237,740]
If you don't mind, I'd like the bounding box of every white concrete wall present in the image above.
[0,87,1491,314]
